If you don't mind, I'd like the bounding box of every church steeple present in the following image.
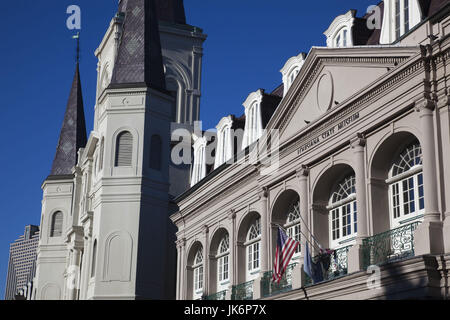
[49,63,87,177]
[155,0,186,25]
[110,0,166,91]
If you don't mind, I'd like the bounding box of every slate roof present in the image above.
[110,0,166,91]
[155,0,186,24]
[49,63,87,178]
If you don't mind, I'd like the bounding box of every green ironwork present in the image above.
[206,290,227,300]
[304,246,351,287]
[362,221,421,269]
[261,263,298,298]
[231,281,254,300]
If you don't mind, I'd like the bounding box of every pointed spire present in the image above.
[155,0,186,25]
[49,63,87,177]
[110,0,166,91]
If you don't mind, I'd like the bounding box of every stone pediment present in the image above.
[268,46,420,143]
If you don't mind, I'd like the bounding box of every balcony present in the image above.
[305,245,351,287]
[231,280,254,300]
[362,221,421,269]
[205,290,227,300]
[261,263,297,298]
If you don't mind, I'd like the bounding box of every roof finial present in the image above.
[72,32,80,64]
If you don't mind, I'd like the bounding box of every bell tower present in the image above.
[89,0,176,299]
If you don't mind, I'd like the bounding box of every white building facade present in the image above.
[33,0,206,300]
[172,0,450,300]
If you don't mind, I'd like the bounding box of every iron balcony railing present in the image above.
[205,290,227,300]
[305,245,352,287]
[231,280,254,300]
[362,221,421,269]
[261,263,298,298]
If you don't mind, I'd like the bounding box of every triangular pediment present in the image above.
[268,46,420,144]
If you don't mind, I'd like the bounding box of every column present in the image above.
[440,95,450,253]
[414,99,444,255]
[297,166,310,259]
[179,239,186,300]
[203,225,210,298]
[348,133,368,273]
[175,238,186,300]
[296,166,309,287]
[79,215,92,300]
[227,210,236,300]
[259,188,269,274]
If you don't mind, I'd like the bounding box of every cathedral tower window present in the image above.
[91,239,97,278]
[115,131,133,167]
[50,211,63,238]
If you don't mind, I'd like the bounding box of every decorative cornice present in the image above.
[278,55,425,160]
[277,55,411,134]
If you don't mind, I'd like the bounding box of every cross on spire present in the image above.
[72,32,80,64]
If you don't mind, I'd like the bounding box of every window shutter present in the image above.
[115,132,133,167]
[50,212,63,237]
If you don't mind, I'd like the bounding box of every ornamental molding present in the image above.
[350,133,366,149]
[278,55,414,134]
[278,56,426,159]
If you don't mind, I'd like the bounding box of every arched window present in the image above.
[284,200,301,257]
[91,239,97,278]
[99,137,105,171]
[388,142,424,228]
[193,248,204,300]
[115,131,133,167]
[192,140,206,186]
[380,0,421,44]
[150,135,162,171]
[216,234,230,291]
[328,175,357,249]
[50,211,63,238]
[281,54,306,96]
[246,218,261,281]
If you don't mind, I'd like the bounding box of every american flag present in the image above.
[273,227,300,284]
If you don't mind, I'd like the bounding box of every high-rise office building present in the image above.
[5,225,40,300]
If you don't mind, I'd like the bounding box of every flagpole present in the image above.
[293,205,324,251]
[275,224,321,252]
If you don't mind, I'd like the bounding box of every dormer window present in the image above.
[324,10,355,48]
[214,117,233,169]
[191,135,207,186]
[280,54,306,97]
[380,0,422,44]
[242,90,265,149]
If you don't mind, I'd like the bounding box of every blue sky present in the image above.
[0,0,377,297]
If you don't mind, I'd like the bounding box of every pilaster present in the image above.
[414,99,444,255]
[348,133,368,273]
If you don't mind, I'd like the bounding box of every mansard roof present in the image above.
[110,0,166,91]
[49,63,87,178]
[260,91,283,128]
[155,0,186,24]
